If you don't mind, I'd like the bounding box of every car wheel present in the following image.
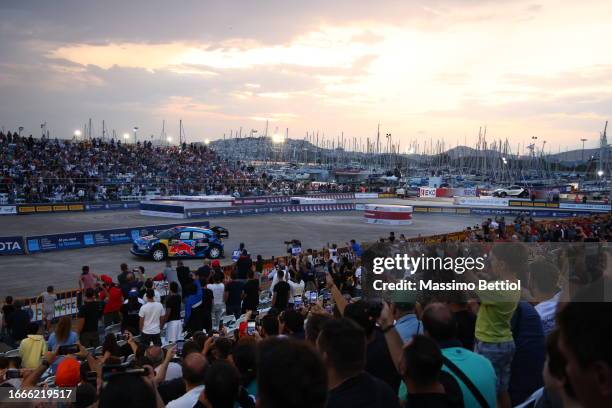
[208,245,222,259]
[151,246,167,262]
[499,192,507,198]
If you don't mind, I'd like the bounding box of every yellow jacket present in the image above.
[19,334,47,369]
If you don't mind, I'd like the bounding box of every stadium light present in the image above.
[272,133,284,144]
[74,130,82,137]
[597,170,604,177]
[167,136,173,143]
[204,139,210,145]
[123,133,130,141]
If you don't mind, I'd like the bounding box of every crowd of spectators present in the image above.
[0,132,324,204]
[0,215,610,408]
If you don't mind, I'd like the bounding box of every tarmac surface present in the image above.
[0,202,484,297]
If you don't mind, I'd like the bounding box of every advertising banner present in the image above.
[418,187,437,198]
[453,196,509,207]
[559,202,611,211]
[26,221,210,253]
[0,205,17,215]
[355,193,378,199]
[0,236,26,255]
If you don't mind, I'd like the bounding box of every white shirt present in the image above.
[329,248,338,263]
[288,280,305,303]
[166,384,205,408]
[138,301,165,335]
[155,361,183,381]
[535,292,560,336]
[143,289,161,304]
[207,283,225,305]
[355,267,362,289]
[269,267,288,294]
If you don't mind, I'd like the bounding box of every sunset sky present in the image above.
[1,0,611,152]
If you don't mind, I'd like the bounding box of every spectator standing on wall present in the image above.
[39,285,57,333]
[79,265,98,306]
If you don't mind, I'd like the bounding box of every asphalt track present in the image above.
[0,202,485,297]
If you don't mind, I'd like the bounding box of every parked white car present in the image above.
[492,185,529,198]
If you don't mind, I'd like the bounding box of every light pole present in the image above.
[133,127,139,143]
[580,138,587,162]
[18,126,24,137]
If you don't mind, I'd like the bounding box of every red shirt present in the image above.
[103,286,123,313]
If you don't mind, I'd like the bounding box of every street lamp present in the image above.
[133,127,139,143]
[580,138,587,162]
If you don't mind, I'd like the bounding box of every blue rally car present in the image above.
[131,225,228,261]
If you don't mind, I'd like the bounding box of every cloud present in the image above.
[1,0,612,149]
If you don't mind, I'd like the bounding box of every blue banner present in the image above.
[0,236,26,255]
[84,201,140,211]
[468,208,597,217]
[26,221,210,253]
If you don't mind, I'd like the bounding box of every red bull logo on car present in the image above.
[169,241,196,256]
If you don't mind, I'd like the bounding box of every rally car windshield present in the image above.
[155,228,177,239]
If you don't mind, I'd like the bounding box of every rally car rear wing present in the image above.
[211,226,229,238]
